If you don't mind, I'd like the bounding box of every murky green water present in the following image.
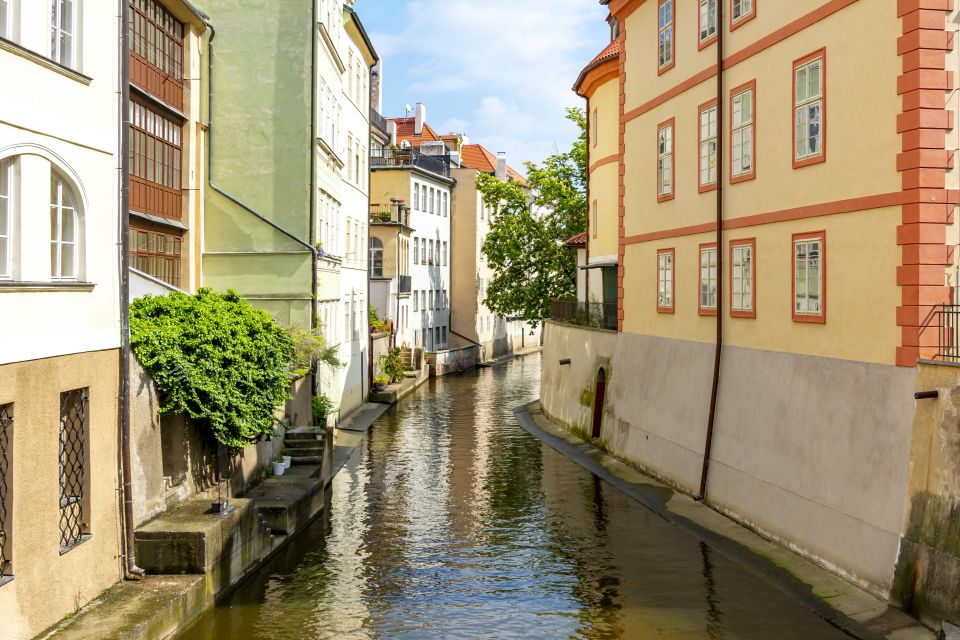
[179,354,849,639]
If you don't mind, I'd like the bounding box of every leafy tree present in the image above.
[478,108,587,327]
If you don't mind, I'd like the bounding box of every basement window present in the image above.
[59,388,90,553]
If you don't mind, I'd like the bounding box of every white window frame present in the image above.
[794,236,823,317]
[414,183,420,210]
[50,0,76,68]
[1,0,10,40]
[732,0,753,24]
[0,158,12,279]
[657,250,673,310]
[731,88,754,178]
[731,243,753,313]
[699,0,717,44]
[795,56,824,162]
[699,246,718,312]
[658,0,673,70]
[657,122,673,198]
[50,174,78,280]
[699,104,718,187]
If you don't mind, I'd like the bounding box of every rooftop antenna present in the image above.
[404,103,413,117]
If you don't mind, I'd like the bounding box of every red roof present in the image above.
[388,117,443,148]
[460,144,529,186]
[574,38,622,93]
[565,232,587,248]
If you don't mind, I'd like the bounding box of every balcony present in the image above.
[130,52,184,111]
[551,300,617,332]
[370,203,411,227]
[130,175,182,220]
[370,147,451,179]
[370,108,388,135]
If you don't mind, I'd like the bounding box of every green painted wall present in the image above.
[198,0,315,327]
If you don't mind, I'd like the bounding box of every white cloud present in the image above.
[366,0,608,167]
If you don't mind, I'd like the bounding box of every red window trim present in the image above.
[729,237,756,319]
[698,0,719,50]
[697,98,719,194]
[791,230,826,324]
[729,79,757,185]
[698,242,718,316]
[729,0,756,31]
[657,117,676,203]
[657,247,675,314]
[792,48,827,170]
[657,0,676,75]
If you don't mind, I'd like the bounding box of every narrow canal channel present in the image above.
[179,354,850,639]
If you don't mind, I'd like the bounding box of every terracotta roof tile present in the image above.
[460,144,529,186]
[574,37,622,93]
[566,232,587,247]
[388,117,443,147]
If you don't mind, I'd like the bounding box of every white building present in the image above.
[0,1,127,636]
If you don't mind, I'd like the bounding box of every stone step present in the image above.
[287,446,324,457]
[291,455,323,465]
[284,438,323,449]
[285,428,324,441]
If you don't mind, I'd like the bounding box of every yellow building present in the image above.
[545,0,960,621]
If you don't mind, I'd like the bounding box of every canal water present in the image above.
[179,354,850,639]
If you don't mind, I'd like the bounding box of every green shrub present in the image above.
[373,375,390,387]
[312,393,334,426]
[130,289,296,450]
[381,347,405,382]
[285,323,342,376]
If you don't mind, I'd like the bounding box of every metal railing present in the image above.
[370,147,451,179]
[551,300,618,331]
[398,275,412,294]
[59,388,88,553]
[0,403,10,575]
[370,108,388,135]
[370,203,411,226]
[935,304,960,362]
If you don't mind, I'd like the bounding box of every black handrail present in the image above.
[551,300,617,331]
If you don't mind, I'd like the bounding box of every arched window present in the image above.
[369,237,383,278]
[0,158,11,279]
[50,172,78,280]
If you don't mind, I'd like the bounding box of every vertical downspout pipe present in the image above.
[696,3,724,502]
[118,0,145,579]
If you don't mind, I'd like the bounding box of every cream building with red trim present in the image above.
[544,0,960,626]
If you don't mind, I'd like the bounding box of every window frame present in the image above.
[698,0,718,50]
[729,80,756,184]
[657,0,675,75]
[657,118,675,203]
[729,238,756,319]
[0,158,12,280]
[50,173,79,281]
[698,99,719,193]
[793,49,827,169]
[698,242,718,316]
[0,0,10,40]
[730,0,756,30]
[792,231,826,323]
[657,248,675,314]
[50,0,76,69]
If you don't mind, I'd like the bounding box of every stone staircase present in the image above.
[284,426,325,466]
[399,346,419,371]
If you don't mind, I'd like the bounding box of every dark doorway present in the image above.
[592,368,606,439]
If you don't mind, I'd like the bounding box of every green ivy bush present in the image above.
[130,289,296,450]
[382,347,405,382]
[312,393,333,426]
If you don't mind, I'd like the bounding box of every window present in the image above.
[443,289,447,309]
[428,289,434,310]
[129,227,182,287]
[793,232,825,322]
[413,289,418,312]
[354,140,360,184]
[50,0,75,68]
[731,0,755,28]
[592,108,598,146]
[414,184,420,211]
[730,83,755,182]
[0,403,10,576]
[1,0,10,39]
[59,388,89,553]
[657,249,674,313]
[442,241,447,266]
[429,188,435,214]
[0,159,11,279]
[442,192,448,217]
[794,51,825,167]
[370,237,383,278]
[657,119,674,201]
[699,101,718,190]
[591,200,598,238]
[130,0,185,80]
[699,244,717,314]
[699,0,718,47]
[129,101,183,219]
[658,0,674,73]
[435,326,441,345]
[442,326,447,344]
[51,174,78,280]
[730,240,755,318]
[347,134,353,178]
[435,290,441,309]
[428,239,434,264]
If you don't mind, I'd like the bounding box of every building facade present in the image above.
[0,2,125,636]
[545,0,960,616]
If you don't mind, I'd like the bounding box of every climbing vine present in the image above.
[130,289,297,449]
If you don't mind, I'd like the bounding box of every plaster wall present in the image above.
[587,77,619,263]
[408,172,452,352]
[0,350,122,640]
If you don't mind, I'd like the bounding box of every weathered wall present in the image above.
[893,361,960,626]
[0,350,122,640]
[371,332,391,379]
[542,322,917,595]
[431,345,479,377]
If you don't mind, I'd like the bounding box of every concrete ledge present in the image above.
[246,466,323,535]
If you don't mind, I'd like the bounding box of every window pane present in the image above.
[807,61,821,98]
[796,67,807,103]
[60,242,74,278]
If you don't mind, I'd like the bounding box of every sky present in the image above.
[357,0,611,170]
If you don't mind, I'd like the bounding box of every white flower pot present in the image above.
[282,455,292,469]
[272,461,285,476]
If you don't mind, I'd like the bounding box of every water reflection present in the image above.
[180,355,848,639]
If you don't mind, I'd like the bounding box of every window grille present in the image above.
[0,404,11,575]
[59,388,88,553]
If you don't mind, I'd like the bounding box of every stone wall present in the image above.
[431,344,479,377]
[371,331,391,379]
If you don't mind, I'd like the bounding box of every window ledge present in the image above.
[0,37,91,85]
[0,281,95,293]
[0,576,12,589]
[59,534,92,556]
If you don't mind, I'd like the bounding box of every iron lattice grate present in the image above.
[59,389,87,552]
[0,403,10,573]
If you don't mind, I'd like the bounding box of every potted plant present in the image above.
[272,455,285,477]
[373,375,389,391]
[280,444,291,469]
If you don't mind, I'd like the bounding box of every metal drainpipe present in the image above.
[118,0,145,580]
[309,0,319,395]
[696,4,724,502]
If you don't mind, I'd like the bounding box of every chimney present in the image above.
[496,152,507,181]
[414,103,426,136]
[388,121,397,146]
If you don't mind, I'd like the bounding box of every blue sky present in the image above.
[357,0,610,169]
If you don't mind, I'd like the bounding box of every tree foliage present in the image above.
[130,289,297,449]
[478,108,587,327]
